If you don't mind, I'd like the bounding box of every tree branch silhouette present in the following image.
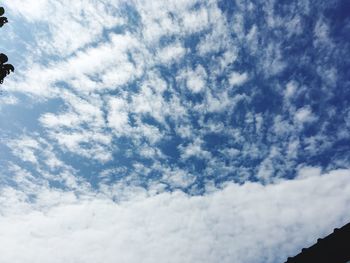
[0,6,15,88]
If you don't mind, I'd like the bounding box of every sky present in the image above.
[0,0,350,262]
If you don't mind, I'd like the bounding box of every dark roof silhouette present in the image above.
[285,222,350,263]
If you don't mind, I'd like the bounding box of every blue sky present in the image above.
[0,0,350,262]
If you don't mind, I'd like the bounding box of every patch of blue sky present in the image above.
[0,95,63,132]
[0,16,38,58]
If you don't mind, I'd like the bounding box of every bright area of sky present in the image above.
[0,0,350,262]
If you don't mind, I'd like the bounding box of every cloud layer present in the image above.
[1,169,350,263]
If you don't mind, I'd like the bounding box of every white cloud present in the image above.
[8,136,41,164]
[179,138,212,161]
[229,71,248,87]
[135,0,204,43]
[294,106,317,124]
[256,146,280,182]
[5,0,126,56]
[178,65,207,93]
[37,91,114,163]
[6,135,91,190]
[0,95,18,106]
[217,50,238,72]
[181,7,210,33]
[157,42,186,64]
[297,166,322,179]
[196,6,232,56]
[199,92,246,113]
[6,33,143,96]
[284,81,298,99]
[176,125,193,139]
[107,97,130,136]
[161,167,195,188]
[40,112,81,128]
[0,169,349,263]
[4,0,50,21]
[131,79,168,124]
[138,144,165,160]
[313,17,331,47]
[53,130,113,162]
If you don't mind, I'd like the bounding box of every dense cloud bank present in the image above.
[1,169,350,263]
